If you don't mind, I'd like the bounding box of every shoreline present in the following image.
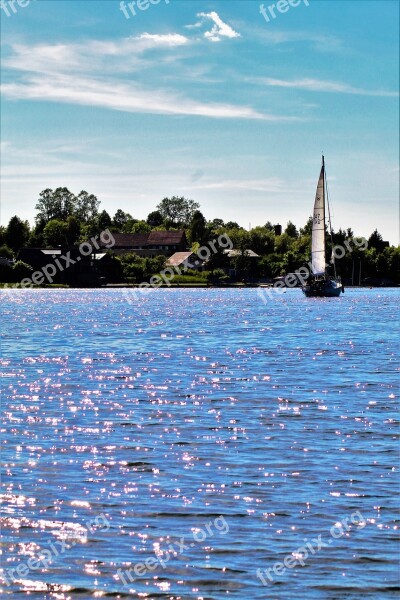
[1,283,399,290]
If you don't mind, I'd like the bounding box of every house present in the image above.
[166,252,204,271]
[101,230,188,257]
[223,249,260,279]
[17,248,116,286]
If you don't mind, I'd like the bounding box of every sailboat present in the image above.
[302,156,344,298]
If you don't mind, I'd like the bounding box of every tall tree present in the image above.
[209,218,225,232]
[189,210,207,244]
[97,210,112,231]
[35,188,100,225]
[5,216,30,252]
[147,210,164,228]
[285,221,298,238]
[368,229,386,252]
[225,221,241,230]
[66,216,81,246]
[75,191,100,222]
[157,196,200,228]
[35,188,75,224]
[113,209,133,230]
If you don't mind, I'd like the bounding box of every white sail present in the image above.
[311,164,326,275]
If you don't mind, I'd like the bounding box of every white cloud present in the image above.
[259,77,399,97]
[136,33,189,47]
[195,12,241,43]
[1,74,273,120]
[1,37,300,121]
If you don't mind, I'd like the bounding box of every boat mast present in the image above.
[324,156,337,279]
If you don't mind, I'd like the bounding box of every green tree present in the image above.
[35,188,100,225]
[43,220,69,247]
[300,217,313,237]
[0,226,6,246]
[0,245,14,259]
[35,188,75,224]
[128,221,151,234]
[209,218,225,232]
[97,210,112,231]
[285,221,298,238]
[28,226,45,248]
[113,209,133,230]
[5,216,30,252]
[157,196,200,228]
[368,229,386,253]
[66,216,81,246]
[225,221,241,230]
[264,221,275,232]
[13,260,33,282]
[189,210,207,245]
[147,210,164,228]
[249,227,275,255]
[75,191,100,223]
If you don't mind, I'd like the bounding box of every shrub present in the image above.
[13,260,33,282]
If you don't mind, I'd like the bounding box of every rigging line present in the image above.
[324,163,337,279]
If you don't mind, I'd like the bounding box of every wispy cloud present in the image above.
[256,77,399,97]
[191,177,285,193]
[189,12,241,43]
[252,28,345,53]
[1,35,300,121]
[1,74,278,120]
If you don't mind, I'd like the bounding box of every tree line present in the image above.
[0,187,398,285]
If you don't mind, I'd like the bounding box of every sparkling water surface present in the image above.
[1,289,399,599]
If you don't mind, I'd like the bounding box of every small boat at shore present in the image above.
[302,156,344,298]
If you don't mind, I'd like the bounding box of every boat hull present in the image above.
[302,279,343,298]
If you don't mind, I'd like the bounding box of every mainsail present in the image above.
[311,162,326,275]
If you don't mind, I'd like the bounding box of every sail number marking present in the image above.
[314,213,322,225]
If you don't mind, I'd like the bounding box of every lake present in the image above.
[1,288,399,599]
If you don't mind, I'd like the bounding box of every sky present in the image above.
[1,0,399,243]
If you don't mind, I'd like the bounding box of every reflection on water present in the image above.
[1,289,399,599]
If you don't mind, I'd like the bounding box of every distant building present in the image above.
[101,230,188,257]
[166,252,204,271]
[224,248,260,279]
[17,248,115,286]
[224,249,260,260]
[274,224,282,236]
[18,249,64,273]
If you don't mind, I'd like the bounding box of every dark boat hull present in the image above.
[302,278,343,298]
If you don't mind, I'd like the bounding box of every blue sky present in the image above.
[1,0,399,243]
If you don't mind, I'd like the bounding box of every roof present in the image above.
[224,249,260,258]
[102,230,186,249]
[108,233,149,248]
[148,230,186,245]
[166,252,200,267]
[41,249,62,255]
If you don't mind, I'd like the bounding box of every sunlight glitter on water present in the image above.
[1,289,399,599]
